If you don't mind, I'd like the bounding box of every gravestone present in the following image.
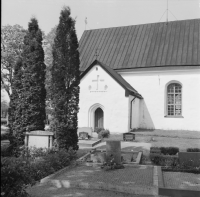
[123,132,135,141]
[78,127,92,136]
[106,141,121,164]
[25,130,54,148]
[79,132,88,140]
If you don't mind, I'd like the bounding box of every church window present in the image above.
[167,83,182,116]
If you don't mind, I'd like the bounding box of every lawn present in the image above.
[101,130,200,151]
[76,129,200,161]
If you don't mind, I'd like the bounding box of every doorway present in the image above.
[94,107,104,128]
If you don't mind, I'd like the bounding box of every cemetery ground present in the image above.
[77,129,200,160]
[28,129,199,197]
[1,127,200,197]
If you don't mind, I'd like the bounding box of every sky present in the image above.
[1,0,200,102]
[2,0,200,40]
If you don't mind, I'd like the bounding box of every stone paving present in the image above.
[55,164,153,187]
[163,171,200,191]
[28,164,159,197]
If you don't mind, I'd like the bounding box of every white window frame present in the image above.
[164,81,183,118]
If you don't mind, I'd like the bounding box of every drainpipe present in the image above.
[130,96,136,130]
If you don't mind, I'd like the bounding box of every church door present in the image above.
[94,108,104,128]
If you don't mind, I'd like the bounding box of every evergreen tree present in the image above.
[8,58,24,154]
[21,18,46,132]
[51,7,80,150]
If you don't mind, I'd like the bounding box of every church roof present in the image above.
[79,19,200,71]
[80,60,143,99]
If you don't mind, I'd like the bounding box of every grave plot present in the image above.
[77,140,142,165]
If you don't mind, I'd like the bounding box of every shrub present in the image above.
[94,127,104,134]
[150,147,179,155]
[1,157,35,197]
[101,154,124,171]
[162,160,200,174]
[1,145,13,157]
[1,148,77,196]
[150,155,178,166]
[160,147,179,155]
[98,129,110,139]
[187,148,200,152]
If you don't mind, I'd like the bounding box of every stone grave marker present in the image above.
[123,132,135,141]
[78,127,92,136]
[25,130,54,148]
[79,131,88,140]
[106,141,121,164]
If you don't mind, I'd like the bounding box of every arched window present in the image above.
[167,83,182,116]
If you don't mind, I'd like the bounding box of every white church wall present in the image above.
[120,67,200,131]
[78,65,129,133]
[129,96,140,129]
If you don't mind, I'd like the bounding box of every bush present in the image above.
[160,147,179,155]
[101,154,124,171]
[162,160,200,174]
[150,155,178,166]
[94,127,104,134]
[98,129,110,139]
[1,148,77,197]
[1,145,13,157]
[187,148,200,152]
[1,157,35,197]
[150,147,179,155]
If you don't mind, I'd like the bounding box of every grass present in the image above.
[76,129,200,162]
[100,130,200,151]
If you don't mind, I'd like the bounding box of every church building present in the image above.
[78,18,200,133]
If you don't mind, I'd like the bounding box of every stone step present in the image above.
[78,139,102,147]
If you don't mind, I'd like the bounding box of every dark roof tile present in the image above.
[79,19,200,71]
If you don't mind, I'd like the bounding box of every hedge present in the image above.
[150,155,178,166]
[1,148,76,197]
[150,147,179,155]
[187,148,200,152]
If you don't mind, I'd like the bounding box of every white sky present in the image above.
[2,0,200,40]
[1,0,200,102]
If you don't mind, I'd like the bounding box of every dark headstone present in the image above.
[78,127,92,136]
[106,141,121,164]
[123,132,135,141]
[79,132,88,140]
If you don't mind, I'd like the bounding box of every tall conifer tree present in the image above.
[51,7,80,150]
[8,58,24,148]
[21,18,46,132]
